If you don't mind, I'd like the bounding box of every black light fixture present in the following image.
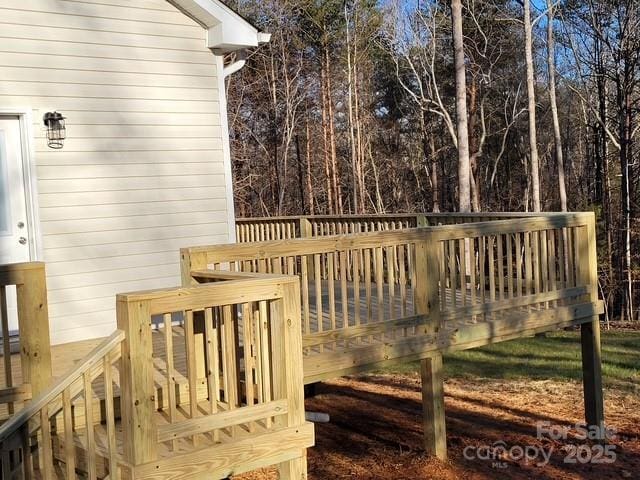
[43,112,66,149]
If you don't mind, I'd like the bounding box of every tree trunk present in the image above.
[524,0,541,212]
[320,59,334,214]
[345,2,360,213]
[547,0,567,211]
[324,42,343,214]
[451,0,471,213]
[305,115,315,215]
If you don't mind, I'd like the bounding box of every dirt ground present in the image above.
[237,375,640,480]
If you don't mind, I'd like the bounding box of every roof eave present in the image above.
[168,0,270,54]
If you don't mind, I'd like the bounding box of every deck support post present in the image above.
[272,279,310,479]
[578,214,605,438]
[421,355,447,460]
[415,234,447,460]
[581,320,604,436]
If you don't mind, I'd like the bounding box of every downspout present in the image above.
[223,53,246,78]
[222,33,270,78]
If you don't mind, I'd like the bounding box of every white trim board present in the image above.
[0,108,42,261]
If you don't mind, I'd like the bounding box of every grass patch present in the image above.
[373,330,640,390]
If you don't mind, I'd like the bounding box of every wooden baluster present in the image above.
[439,241,447,313]
[497,234,505,301]
[313,255,323,350]
[163,313,177,450]
[185,310,200,445]
[533,230,541,298]
[469,238,477,322]
[488,236,496,304]
[301,256,311,338]
[1,286,13,414]
[399,245,407,324]
[205,307,220,441]
[339,251,349,331]
[62,386,75,478]
[258,301,272,428]
[388,246,397,323]
[327,253,337,347]
[39,405,53,479]
[448,240,457,308]
[515,233,523,297]
[549,230,557,307]
[242,304,256,432]
[353,248,361,344]
[223,305,239,410]
[375,247,384,327]
[479,237,486,321]
[570,227,578,288]
[541,230,549,308]
[21,423,33,480]
[524,232,532,297]
[365,249,373,329]
[558,228,567,291]
[458,239,467,308]
[84,371,97,480]
[507,234,514,300]
[104,355,118,477]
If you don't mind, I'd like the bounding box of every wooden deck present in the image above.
[0,212,606,477]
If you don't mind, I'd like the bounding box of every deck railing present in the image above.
[0,330,127,479]
[117,274,313,479]
[0,273,313,479]
[235,212,550,242]
[186,212,601,382]
[0,262,52,419]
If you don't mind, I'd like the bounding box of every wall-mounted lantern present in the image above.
[43,112,66,149]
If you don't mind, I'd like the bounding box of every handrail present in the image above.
[0,329,125,444]
[194,213,594,262]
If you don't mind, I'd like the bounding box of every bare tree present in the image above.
[452,0,471,212]
[547,0,567,211]
[523,0,541,212]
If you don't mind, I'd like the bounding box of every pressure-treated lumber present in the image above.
[0,262,52,399]
[117,298,158,465]
[577,216,605,436]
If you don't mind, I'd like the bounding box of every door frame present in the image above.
[0,108,41,262]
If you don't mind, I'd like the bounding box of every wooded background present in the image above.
[222,0,640,322]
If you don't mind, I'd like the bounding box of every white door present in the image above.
[0,117,31,334]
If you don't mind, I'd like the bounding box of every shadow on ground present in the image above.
[238,374,640,480]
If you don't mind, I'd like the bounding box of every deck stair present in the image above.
[0,274,314,479]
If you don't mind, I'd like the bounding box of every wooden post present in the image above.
[116,296,157,465]
[271,278,310,479]
[180,249,208,286]
[14,263,52,397]
[578,215,605,437]
[415,233,447,460]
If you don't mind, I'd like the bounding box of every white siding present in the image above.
[0,0,233,344]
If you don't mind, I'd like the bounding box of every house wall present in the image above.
[0,0,233,344]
